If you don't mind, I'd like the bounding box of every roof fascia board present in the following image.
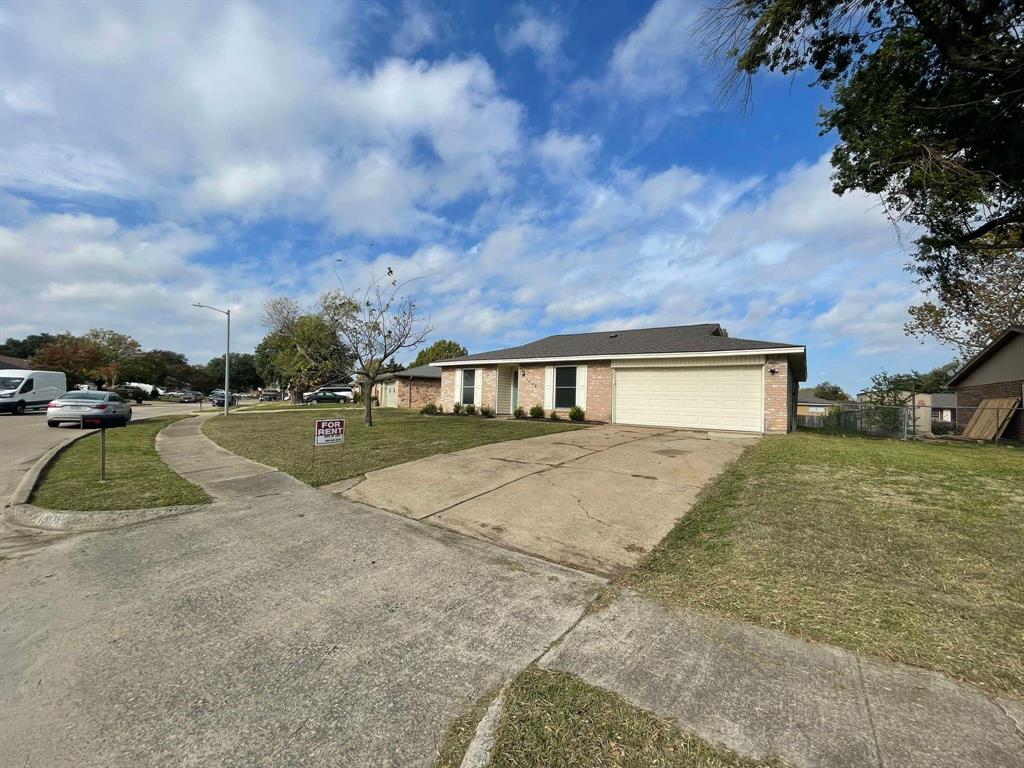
[431,347,806,367]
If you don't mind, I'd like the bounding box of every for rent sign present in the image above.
[314,418,346,446]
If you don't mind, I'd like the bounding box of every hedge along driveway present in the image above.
[202,410,584,487]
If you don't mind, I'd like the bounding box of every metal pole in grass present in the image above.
[99,428,106,481]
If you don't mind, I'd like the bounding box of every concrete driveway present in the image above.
[343,425,759,575]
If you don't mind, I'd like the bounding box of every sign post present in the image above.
[100,428,106,481]
[313,418,346,473]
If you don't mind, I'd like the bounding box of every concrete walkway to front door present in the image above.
[340,425,759,575]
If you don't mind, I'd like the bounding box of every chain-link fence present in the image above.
[797,403,1024,442]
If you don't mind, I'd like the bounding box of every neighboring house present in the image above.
[431,323,806,434]
[796,389,840,416]
[375,364,442,409]
[0,354,31,370]
[948,325,1024,440]
[930,392,957,423]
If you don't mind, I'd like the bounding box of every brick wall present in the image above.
[516,362,611,421]
[395,377,441,409]
[440,368,457,411]
[437,366,497,411]
[955,380,1024,439]
[763,357,791,434]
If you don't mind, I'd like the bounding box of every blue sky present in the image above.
[0,0,952,391]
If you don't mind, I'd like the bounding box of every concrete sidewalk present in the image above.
[541,592,1024,768]
[156,414,311,501]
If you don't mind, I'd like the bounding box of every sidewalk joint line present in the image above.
[855,657,887,768]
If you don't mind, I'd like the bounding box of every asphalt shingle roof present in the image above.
[437,324,801,364]
[797,389,839,405]
[391,364,442,380]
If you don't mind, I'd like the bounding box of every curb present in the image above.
[3,501,214,533]
[459,683,508,768]
[7,428,96,508]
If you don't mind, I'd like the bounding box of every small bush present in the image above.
[568,406,585,421]
[420,402,438,415]
[480,404,494,418]
[513,406,525,419]
[548,410,561,421]
[453,402,463,414]
[437,403,444,413]
[931,420,955,436]
[464,403,477,415]
[529,405,545,419]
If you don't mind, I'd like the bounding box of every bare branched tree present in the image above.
[320,266,430,426]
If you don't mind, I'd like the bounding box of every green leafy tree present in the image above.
[0,333,56,359]
[906,246,1024,358]
[705,0,1023,320]
[205,353,264,393]
[28,333,106,387]
[812,381,850,401]
[261,298,353,403]
[83,329,142,363]
[412,339,467,367]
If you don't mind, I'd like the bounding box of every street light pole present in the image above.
[192,303,231,417]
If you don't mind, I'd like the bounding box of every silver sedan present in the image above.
[47,390,133,428]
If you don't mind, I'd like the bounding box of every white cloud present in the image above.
[499,8,566,73]
[607,0,704,102]
[534,131,600,178]
[0,2,523,235]
[391,0,444,56]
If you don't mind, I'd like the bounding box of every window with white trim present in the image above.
[554,366,576,408]
[461,368,476,404]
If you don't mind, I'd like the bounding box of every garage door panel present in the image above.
[614,366,762,432]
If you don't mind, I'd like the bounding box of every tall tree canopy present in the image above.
[260,299,353,402]
[812,381,851,401]
[29,333,106,387]
[412,339,468,367]
[706,0,1023,331]
[905,245,1024,357]
[0,333,56,359]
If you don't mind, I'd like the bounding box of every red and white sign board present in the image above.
[314,418,346,446]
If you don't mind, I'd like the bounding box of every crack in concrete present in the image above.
[539,472,613,528]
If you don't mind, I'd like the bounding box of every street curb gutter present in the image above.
[4,501,214,532]
[459,683,508,768]
[6,428,95,508]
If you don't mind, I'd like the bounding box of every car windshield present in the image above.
[60,391,108,401]
[0,377,25,390]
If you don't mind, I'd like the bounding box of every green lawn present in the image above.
[621,432,1024,698]
[231,402,361,413]
[31,416,211,511]
[437,666,787,768]
[202,409,584,487]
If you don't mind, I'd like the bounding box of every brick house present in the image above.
[375,364,442,409]
[431,324,806,434]
[948,326,1024,440]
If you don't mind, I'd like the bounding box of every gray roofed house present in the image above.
[375,363,443,409]
[430,323,806,434]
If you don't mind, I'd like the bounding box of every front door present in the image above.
[511,368,519,410]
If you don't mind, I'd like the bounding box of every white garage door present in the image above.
[614,365,763,432]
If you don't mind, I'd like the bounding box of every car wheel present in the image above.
[14,401,25,415]
[47,421,59,428]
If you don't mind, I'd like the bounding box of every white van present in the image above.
[0,370,68,415]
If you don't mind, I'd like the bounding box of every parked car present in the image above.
[179,390,201,403]
[211,391,239,407]
[303,385,353,403]
[258,389,281,402]
[0,369,68,415]
[47,390,132,428]
[112,385,147,404]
